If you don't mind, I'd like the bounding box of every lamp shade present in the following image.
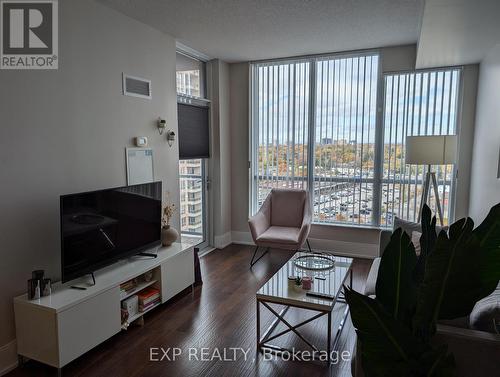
[405,135,457,165]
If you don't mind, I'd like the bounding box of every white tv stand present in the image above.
[13,243,194,375]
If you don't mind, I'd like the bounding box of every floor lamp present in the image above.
[405,135,457,226]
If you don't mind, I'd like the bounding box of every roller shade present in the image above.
[178,100,210,159]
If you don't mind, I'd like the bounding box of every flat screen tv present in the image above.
[60,182,162,283]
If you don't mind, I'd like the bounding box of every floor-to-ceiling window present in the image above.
[381,69,461,226]
[250,52,461,227]
[176,51,209,246]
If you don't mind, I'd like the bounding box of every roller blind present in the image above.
[178,101,210,159]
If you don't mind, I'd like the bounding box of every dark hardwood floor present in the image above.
[7,245,372,377]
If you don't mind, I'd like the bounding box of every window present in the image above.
[250,53,461,227]
[176,52,206,98]
[176,50,208,246]
[381,69,461,226]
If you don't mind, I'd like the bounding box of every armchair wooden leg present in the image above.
[250,246,269,267]
[306,239,313,253]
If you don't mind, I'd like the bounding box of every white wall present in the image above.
[469,44,500,222]
[0,0,179,371]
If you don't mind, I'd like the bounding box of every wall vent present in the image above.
[122,73,151,99]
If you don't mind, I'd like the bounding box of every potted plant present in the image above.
[161,193,178,246]
[345,203,500,376]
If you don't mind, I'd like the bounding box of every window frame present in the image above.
[249,52,463,228]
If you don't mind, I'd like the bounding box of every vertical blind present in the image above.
[251,54,461,227]
[251,61,311,214]
[381,69,461,226]
[313,55,379,225]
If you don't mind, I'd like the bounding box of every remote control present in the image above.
[306,291,335,300]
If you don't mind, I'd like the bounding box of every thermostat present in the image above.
[135,137,148,147]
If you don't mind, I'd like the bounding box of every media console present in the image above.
[13,243,194,375]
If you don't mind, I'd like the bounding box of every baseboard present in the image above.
[230,231,254,245]
[198,246,216,258]
[213,231,232,249]
[0,340,17,376]
[308,237,378,259]
[230,231,378,259]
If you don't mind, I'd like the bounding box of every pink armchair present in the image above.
[248,188,312,266]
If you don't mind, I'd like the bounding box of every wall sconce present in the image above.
[166,130,175,147]
[157,118,166,135]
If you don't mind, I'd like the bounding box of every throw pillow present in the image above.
[469,283,500,333]
[411,231,422,256]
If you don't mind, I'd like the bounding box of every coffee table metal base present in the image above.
[256,274,351,364]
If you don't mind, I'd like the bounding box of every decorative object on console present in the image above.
[166,130,175,147]
[27,279,39,300]
[28,270,52,299]
[405,135,457,226]
[143,270,153,282]
[157,118,166,135]
[161,192,178,246]
[42,279,51,296]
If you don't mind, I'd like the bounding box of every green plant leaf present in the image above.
[417,344,455,377]
[414,204,437,284]
[345,287,435,377]
[376,228,418,325]
[413,218,481,340]
[472,202,500,293]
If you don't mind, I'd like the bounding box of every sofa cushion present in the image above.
[469,283,500,333]
[257,226,300,245]
[270,189,306,228]
[394,217,422,235]
[364,257,380,296]
[393,217,448,236]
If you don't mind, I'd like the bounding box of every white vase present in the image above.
[161,225,178,246]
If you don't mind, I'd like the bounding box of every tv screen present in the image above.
[60,182,162,283]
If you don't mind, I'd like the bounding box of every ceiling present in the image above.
[99,0,424,62]
[417,0,500,68]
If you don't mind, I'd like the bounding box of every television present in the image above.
[60,182,162,283]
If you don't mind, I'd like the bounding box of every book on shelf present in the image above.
[138,287,159,299]
[138,287,160,305]
[139,297,160,312]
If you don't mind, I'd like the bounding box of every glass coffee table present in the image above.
[256,251,353,362]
